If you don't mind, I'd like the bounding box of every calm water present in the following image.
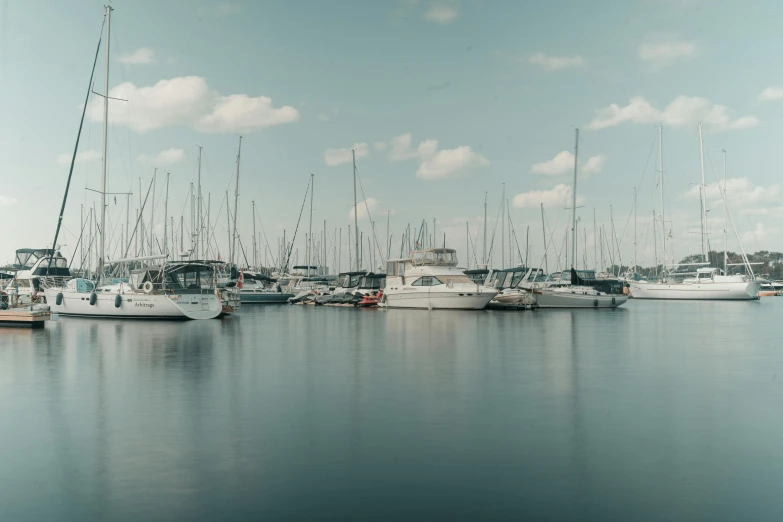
[1,300,782,521]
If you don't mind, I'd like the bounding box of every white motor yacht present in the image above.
[382,248,497,309]
[4,248,71,303]
[43,261,222,320]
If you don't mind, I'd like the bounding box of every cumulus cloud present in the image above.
[683,177,781,205]
[581,154,606,176]
[742,222,779,244]
[373,141,388,150]
[531,151,605,176]
[56,149,101,166]
[759,87,783,101]
[349,197,379,221]
[586,95,758,132]
[383,133,488,180]
[513,183,585,208]
[638,38,696,67]
[85,76,299,134]
[388,133,438,162]
[118,47,155,65]
[0,195,17,206]
[324,143,369,167]
[528,52,586,71]
[424,1,458,23]
[417,146,489,180]
[138,148,185,166]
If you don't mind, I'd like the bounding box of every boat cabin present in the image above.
[127,263,216,294]
[489,267,529,289]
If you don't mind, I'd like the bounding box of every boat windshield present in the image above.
[338,274,363,288]
[359,276,385,289]
[410,249,458,266]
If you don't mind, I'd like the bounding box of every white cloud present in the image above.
[528,52,586,71]
[56,149,101,166]
[531,151,574,175]
[513,183,585,208]
[138,148,185,166]
[388,133,438,161]
[197,94,299,133]
[85,76,299,134]
[118,47,155,65]
[759,87,783,101]
[742,222,779,244]
[417,146,489,180]
[318,113,330,122]
[531,151,605,176]
[324,143,369,167]
[582,154,606,176]
[638,39,696,67]
[349,197,379,221]
[383,133,488,180]
[424,1,458,24]
[373,141,388,150]
[587,95,758,132]
[0,195,17,207]
[683,177,781,205]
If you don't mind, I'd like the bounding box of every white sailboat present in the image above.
[382,248,497,309]
[532,129,628,309]
[42,6,222,320]
[629,124,760,300]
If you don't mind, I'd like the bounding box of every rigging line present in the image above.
[354,165,387,264]
[486,194,504,263]
[253,206,280,269]
[48,14,106,274]
[283,176,312,271]
[615,130,658,259]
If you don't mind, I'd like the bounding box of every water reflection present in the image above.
[1,302,782,520]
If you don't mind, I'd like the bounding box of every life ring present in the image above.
[143,281,154,294]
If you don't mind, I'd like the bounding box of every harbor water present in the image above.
[1,301,782,521]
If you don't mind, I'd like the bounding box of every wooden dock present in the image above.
[0,308,50,329]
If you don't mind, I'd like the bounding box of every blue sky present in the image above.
[1,0,782,271]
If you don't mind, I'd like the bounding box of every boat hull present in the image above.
[534,291,628,308]
[239,291,294,304]
[43,289,222,320]
[629,281,761,300]
[383,289,496,310]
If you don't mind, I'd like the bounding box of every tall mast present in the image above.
[197,146,202,258]
[570,129,579,270]
[633,187,637,274]
[698,122,708,263]
[593,208,597,270]
[659,126,666,269]
[540,203,547,273]
[652,209,658,276]
[352,149,360,270]
[231,136,242,266]
[723,149,728,274]
[386,210,391,260]
[252,201,257,269]
[150,168,156,254]
[308,173,314,275]
[163,172,169,257]
[97,5,112,282]
[501,183,505,269]
[483,192,487,265]
[466,222,469,269]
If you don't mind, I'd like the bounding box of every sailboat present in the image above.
[42,7,222,320]
[532,129,628,309]
[629,124,760,300]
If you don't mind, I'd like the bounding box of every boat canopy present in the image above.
[410,248,458,267]
[13,248,61,269]
[490,267,528,289]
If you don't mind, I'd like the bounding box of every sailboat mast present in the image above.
[483,192,487,265]
[163,172,169,257]
[231,136,242,266]
[659,126,666,269]
[308,173,314,275]
[501,183,505,269]
[197,146,202,259]
[352,149,359,270]
[570,129,579,270]
[540,203,547,273]
[97,5,112,282]
[723,149,728,274]
[252,201,257,269]
[633,187,637,274]
[698,122,708,263]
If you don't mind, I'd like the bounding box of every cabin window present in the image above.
[510,271,525,287]
[411,276,442,286]
[398,262,405,276]
[387,262,397,277]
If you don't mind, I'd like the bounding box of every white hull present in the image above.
[44,289,222,320]
[629,281,760,300]
[534,291,627,308]
[383,289,496,309]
